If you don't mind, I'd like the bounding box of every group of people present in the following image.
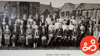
[0,13,100,48]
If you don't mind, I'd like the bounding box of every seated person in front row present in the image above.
[71,26,78,47]
[33,25,40,48]
[54,24,63,46]
[41,25,47,47]
[63,26,69,46]
[11,24,18,47]
[3,25,11,47]
[47,22,55,46]
[26,25,32,46]
[19,25,25,46]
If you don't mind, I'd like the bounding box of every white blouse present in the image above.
[62,25,67,31]
[69,24,74,30]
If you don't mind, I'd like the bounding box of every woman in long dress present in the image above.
[26,25,32,46]
[4,25,11,47]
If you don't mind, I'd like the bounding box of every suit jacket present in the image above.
[55,28,63,37]
[72,30,78,37]
[63,29,69,37]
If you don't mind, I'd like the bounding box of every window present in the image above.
[68,11,70,16]
[61,12,64,17]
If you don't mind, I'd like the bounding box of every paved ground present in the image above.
[0,46,100,50]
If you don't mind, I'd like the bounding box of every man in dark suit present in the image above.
[63,26,69,46]
[54,24,63,46]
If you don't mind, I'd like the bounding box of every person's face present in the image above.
[33,22,36,25]
[4,13,6,17]
[63,21,66,25]
[90,21,92,24]
[36,14,38,17]
[23,14,26,18]
[6,25,9,29]
[3,18,5,22]
[29,15,32,18]
[72,16,74,19]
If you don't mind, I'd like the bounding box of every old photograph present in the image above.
[0,1,100,50]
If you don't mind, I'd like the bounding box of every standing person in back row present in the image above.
[3,13,9,25]
[22,14,27,30]
[27,15,33,28]
[46,15,51,25]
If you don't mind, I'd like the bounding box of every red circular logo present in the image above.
[80,36,99,55]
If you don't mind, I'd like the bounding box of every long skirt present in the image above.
[19,35,25,44]
[33,36,39,43]
[41,36,47,45]
[0,36,2,42]
[4,35,10,45]
[11,35,17,42]
[26,35,32,45]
